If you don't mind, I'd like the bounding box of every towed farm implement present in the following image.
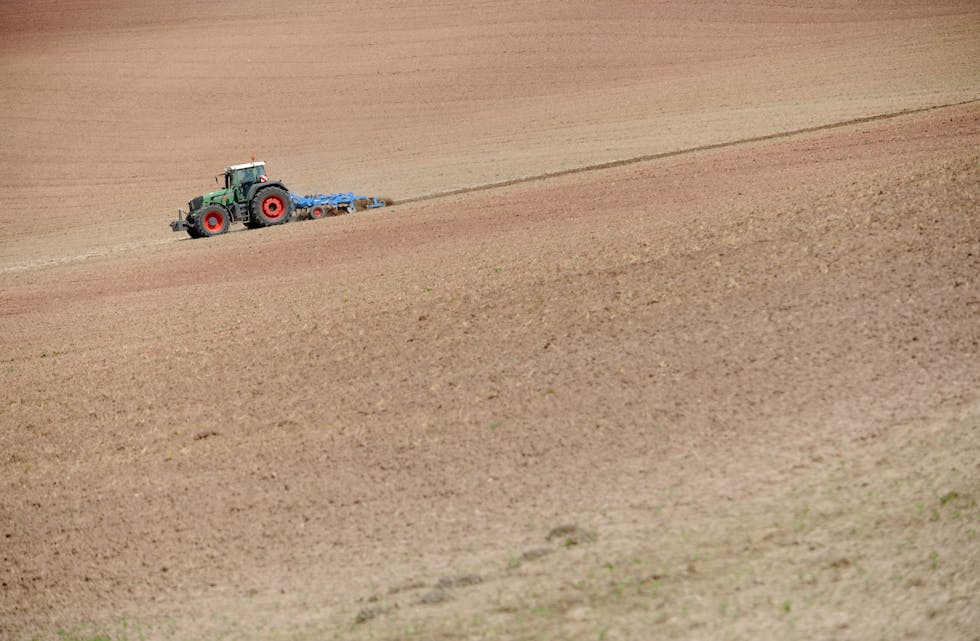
[170,161,386,238]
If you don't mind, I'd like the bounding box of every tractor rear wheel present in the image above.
[194,205,230,237]
[249,186,293,227]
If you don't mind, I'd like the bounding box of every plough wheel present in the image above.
[310,206,325,220]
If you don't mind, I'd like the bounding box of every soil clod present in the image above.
[354,605,389,624]
[436,573,483,589]
[521,548,553,562]
[418,589,450,605]
[547,525,597,547]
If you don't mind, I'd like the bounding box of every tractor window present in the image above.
[225,166,265,189]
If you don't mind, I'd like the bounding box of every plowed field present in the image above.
[1,2,978,640]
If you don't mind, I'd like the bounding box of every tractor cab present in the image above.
[224,161,268,201]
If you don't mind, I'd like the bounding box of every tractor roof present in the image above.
[225,161,266,172]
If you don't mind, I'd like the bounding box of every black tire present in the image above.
[193,205,230,238]
[186,218,203,239]
[249,186,293,228]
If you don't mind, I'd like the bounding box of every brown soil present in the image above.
[1,2,979,640]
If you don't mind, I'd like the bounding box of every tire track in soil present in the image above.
[395,97,980,206]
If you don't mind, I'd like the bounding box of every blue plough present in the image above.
[290,192,386,219]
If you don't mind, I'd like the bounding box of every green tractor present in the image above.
[171,161,294,238]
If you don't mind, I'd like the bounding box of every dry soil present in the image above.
[1,2,978,640]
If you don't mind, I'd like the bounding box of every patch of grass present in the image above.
[939,491,960,506]
[55,627,120,641]
[44,615,164,641]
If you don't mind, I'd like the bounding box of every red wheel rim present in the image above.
[311,207,323,219]
[261,194,285,220]
[203,211,224,232]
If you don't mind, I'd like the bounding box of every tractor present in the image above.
[171,161,293,238]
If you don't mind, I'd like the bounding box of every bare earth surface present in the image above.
[1,1,979,640]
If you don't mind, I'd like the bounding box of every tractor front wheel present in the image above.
[249,186,293,228]
[194,205,230,238]
[186,219,203,239]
